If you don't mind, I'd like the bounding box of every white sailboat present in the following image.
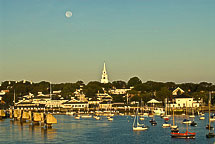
[133,105,148,131]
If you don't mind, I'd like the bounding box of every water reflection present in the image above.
[1,115,215,143]
[7,119,57,143]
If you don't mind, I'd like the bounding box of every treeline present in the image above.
[1,77,215,107]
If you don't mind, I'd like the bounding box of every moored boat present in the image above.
[182,119,192,124]
[199,116,205,120]
[81,114,92,118]
[171,131,196,139]
[190,121,197,127]
[133,105,148,131]
[162,121,171,128]
[206,92,215,138]
[206,133,215,138]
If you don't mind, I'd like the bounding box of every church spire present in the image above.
[101,62,108,83]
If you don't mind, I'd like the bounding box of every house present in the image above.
[169,87,200,108]
[172,87,185,95]
[97,91,113,102]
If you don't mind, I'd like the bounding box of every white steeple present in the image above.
[101,62,108,83]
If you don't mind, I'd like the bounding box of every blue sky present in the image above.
[0,0,215,83]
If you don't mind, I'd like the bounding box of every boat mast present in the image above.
[186,101,188,132]
[209,92,211,133]
[50,82,52,100]
[173,106,175,126]
[13,89,16,107]
[165,98,167,116]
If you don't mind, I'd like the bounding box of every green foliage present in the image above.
[83,81,103,98]
[156,87,172,101]
[112,94,125,102]
[127,77,142,87]
[112,81,127,89]
[1,79,215,107]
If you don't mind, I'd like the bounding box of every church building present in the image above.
[101,62,108,83]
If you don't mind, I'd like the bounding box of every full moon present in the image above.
[65,11,72,18]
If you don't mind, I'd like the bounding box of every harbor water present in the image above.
[0,114,215,144]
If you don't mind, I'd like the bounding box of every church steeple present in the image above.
[101,62,108,83]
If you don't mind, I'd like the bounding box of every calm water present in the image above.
[0,114,215,144]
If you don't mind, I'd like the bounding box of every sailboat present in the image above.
[206,92,215,138]
[163,98,170,121]
[182,105,191,124]
[133,105,148,131]
[190,104,197,127]
[139,99,145,121]
[189,104,195,118]
[171,102,196,139]
[162,100,171,128]
[170,107,179,133]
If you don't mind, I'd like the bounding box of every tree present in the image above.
[156,87,172,102]
[127,77,142,87]
[112,81,127,89]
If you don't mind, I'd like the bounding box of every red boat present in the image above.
[164,118,169,121]
[171,130,196,139]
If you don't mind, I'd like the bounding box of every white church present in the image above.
[101,62,109,84]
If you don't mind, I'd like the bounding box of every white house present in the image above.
[169,87,200,108]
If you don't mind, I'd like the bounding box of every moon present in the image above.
[65,11,72,18]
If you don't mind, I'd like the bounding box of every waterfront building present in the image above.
[109,88,132,95]
[169,87,200,108]
[99,101,112,110]
[101,62,108,83]
[62,101,89,109]
[74,85,88,102]
[96,91,112,102]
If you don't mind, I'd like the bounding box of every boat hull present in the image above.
[171,134,195,139]
[206,133,215,138]
[133,127,148,131]
[171,131,196,139]
[162,124,171,128]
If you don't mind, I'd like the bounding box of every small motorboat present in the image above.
[164,117,169,121]
[150,119,157,126]
[139,117,144,121]
[210,116,215,122]
[94,116,100,120]
[182,119,192,124]
[199,116,205,120]
[206,124,214,130]
[190,121,197,127]
[171,131,196,139]
[189,115,195,118]
[108,117,113,121]
[171,127,179,133]
[74,115,80,119]
[81,115,92,118]
[206,132,215,138]
[162,121,171,128]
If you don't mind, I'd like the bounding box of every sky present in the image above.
[0,0,215,84]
